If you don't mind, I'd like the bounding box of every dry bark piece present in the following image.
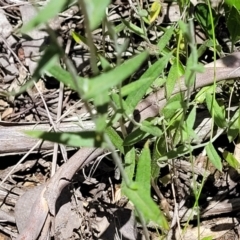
[15,184,48,240]
[0,120,95,155]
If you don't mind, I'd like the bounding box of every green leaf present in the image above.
[122,19,145,38]
[140,120,163,137]
[157,145,192,161]
[93,91,109,132]
[125,53,172,115]
[226,5,240,44]
[109,93,132,126]
[138,9,148,18]
[136,142,151,194]
[25,131,105,148]
[157,26,174,53]
[197,39,214,58]
[105,127,124,154]
[195,3,218,39]
[227,110,240,142]
[163,93,184,119]
[84,51,148,99]
[98,54,112,71]
[223,150,240,170]
[71,31,98,53]
[121,77,163,97]
[184,52,201,88]
[122,184,169,229]
[225,0,240,10]
[46,65,87,93]
[21,0,72,33]
[195,85,214,104]
[205,142,222,172]
[148,1,161,23]
[166,59,184,98]
[124,128,150,146]
[205,93,227,128]
[83,0,111,30]
[94,115,108,132]
[179,106,197,143]
[124,147,136,181]
[186,106,196,130]
[201,237,213,240]
[151,137,166,179]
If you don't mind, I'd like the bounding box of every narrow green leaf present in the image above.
[226,5,240,44]
[124,128,150,146]
[114,22,126,34]
[197,39,214,58]
[201,237,213,240]
[205,142,222,172]
[195,85,214,104]
[205,93,226,128]
[125,53,172,115]
[46,65,87,93]
[124,147,136,180]
[140,120,163,137]
[157,145,192,161]
[71,31,98,53]
[148,1,161,23]
[84,52,148,99]
[151,137,166,179]
[98,54,112,71]
[223,150,240,170]
[122,19,145,38]
[166,59,184,98]
[25,130,105,148]
[157,26,174,53]
[93,90,109,132]
[195,3,218,39]
[109,93,129,125]
[122,185,169,229]
[95,116,108,133]
[227,110,240,142]
[105,127,124,153]
[136,142,151,194]
[225,0,240,10]
[163,93,184,119]
[83,0,111,30]
[121,77,164,97]
[180,106,197,143]
[186,106,196,130]
[184,52,199,88]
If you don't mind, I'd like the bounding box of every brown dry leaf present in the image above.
[25,114,34,122]
[34,79,46,93]
[15,185,49,240]
[2,108,13,119]
[234,137,240,163]
[0,232,10,240]
[0,99,8,111]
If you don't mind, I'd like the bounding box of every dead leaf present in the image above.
[2,108,13,119]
